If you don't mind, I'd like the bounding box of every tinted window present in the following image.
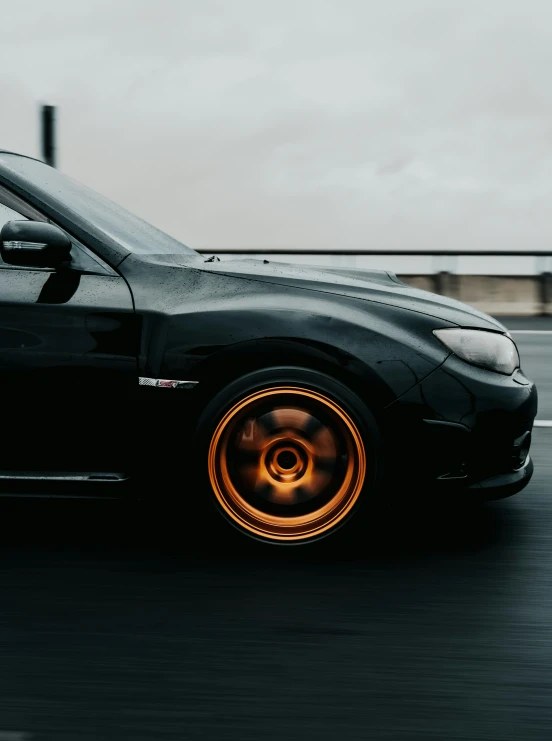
[0,154,198,258]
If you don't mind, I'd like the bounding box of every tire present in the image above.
[196,367,382,545]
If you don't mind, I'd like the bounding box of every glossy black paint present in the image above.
[0,151,537,500]
[0,264,135,473]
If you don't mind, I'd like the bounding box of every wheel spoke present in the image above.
[236,417,271,453]
[311,426,337,459]
[299,469,332,496]
[267,482,298,505]
[268,407,313,433]
[237,463,264,491]
[301,414,326,441]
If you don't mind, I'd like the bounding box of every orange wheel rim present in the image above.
[208,387,367,542]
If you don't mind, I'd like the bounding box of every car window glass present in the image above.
[69,240,113,274]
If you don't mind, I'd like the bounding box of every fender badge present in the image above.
[139,377,198,389]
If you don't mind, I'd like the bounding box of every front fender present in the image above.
[119,257,452,406]
[161,287,451,405]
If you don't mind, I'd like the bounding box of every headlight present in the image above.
[433,328,519,375]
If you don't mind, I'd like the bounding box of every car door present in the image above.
[0,190,138,478]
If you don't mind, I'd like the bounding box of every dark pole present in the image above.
[40,104,56,168]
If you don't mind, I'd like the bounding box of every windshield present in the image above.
[0,153,198,257]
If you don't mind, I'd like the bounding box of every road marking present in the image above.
[534,421,552,427]
[510,330,552,335]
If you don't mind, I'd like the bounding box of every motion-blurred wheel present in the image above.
[198,368,381,544]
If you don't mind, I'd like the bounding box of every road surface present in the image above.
[0,321,550,740]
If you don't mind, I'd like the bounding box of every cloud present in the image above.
[1,0,552,252]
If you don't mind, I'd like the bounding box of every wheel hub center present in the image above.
[266,443,309,483]
[276,450,297,470]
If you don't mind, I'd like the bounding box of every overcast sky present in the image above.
[1,0,551,253]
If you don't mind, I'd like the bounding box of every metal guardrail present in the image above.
[198,249,552,256]
[197,249,552,277]
[197,249,552,314]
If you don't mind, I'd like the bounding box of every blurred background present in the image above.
[2,2,552,258]
[5,0,552,313]
[2,1,552,740]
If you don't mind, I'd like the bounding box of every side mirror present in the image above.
[0,220,72,269]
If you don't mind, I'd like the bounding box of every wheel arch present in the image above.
[189,337,395,425]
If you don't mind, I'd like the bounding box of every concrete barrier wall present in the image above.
[399,274,550,316]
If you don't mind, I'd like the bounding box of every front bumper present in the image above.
[383,354,538,500]
[466,454,533,500]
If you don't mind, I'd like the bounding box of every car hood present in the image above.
[200,258,506,331]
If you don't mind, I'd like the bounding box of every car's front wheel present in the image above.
[197,367,381,544]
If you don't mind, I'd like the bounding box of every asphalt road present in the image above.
[0,320,550,741]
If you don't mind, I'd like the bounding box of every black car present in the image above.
[0,151,537,544]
